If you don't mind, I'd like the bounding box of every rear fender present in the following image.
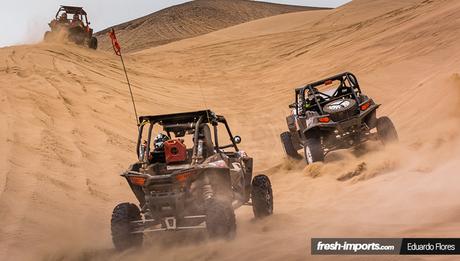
[124,176,146,208]
[302,121,335,139]
[242,157,253,201]
[121,163,146,206]
[286,115,297,132]
[360,105,379,129]
[302,127,322,140]
[197,167,232,201]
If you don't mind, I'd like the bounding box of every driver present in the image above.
[70,14,84,28]
[153,133,170,151]
[58,12,68,23]
[305,88,318,110]
[146,133,170,163]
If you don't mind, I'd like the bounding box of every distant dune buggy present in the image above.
[44,5,98,49]
[280,72,398,163]
[111,110,273,250]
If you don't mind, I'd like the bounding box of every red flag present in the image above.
[109,28,121,56]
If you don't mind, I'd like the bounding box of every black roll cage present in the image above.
[294,72,362,116]
[55,5,90,26]
[136,110,239,160]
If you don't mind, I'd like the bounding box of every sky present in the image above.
[0,0,351,47]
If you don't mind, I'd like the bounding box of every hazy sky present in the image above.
[0,0,351,47]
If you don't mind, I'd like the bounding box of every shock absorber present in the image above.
[202,175,214,201]
[202,184,213,201]
[197,140,204,160]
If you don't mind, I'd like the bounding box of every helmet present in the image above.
[61,12,67,19]
[154,133,170,149]
[73,14,79,20]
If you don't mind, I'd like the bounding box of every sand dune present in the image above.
[1,0,460,260]
[95,0,324,53]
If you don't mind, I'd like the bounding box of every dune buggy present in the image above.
[111,110,273,250]
[280,72,398,163]
[44,5,98,49]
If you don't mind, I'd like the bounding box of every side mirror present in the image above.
[233,136,242,144]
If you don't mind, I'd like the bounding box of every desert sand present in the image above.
[1,0,460,260]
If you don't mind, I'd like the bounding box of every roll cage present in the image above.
[55,5,90,26]
[294,72,362,116]
[136,110,239,161]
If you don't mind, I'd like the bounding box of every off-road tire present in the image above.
[304,136,324,164]
[111,203,143,251]
[376,116,398,145]
[205,199,236,239]
[89,37,98,50]
[280,132,300,159]
[323,98,359,121]
[251,175,273,219]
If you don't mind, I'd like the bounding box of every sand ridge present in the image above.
[95,0,325,53]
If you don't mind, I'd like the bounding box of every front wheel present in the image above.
[304,136,324,164]
[251,174,273,219]
[377,116,398,145]
[205,199,236,239]
[111,203,143,251]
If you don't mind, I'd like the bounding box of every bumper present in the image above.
[131,215,206,234]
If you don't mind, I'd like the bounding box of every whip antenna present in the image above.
[108,28,139,126]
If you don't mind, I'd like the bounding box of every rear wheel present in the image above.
[280,131,300,159]
[111,203,143,251]
[251,175,273,219]
[304,136,324,164]
[205,199,236,239]
[89,37,98,50]
[377,116,398,145]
